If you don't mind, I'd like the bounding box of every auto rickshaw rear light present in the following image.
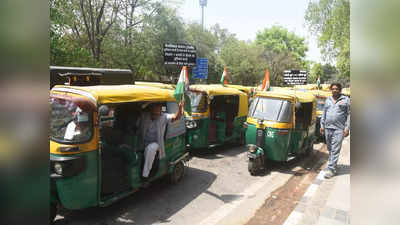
[277,130,289,135]
[54,162,63,175]
[59,146,79,152]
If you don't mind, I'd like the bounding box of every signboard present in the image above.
[163,43,197,66]
[193,58,208,79]
[283,70,308,85]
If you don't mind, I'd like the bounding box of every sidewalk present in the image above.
[282,136,350,225]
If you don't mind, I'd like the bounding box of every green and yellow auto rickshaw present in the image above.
[342,87,351,97]
[309,90,332,142]
[50,85,189,223]
[246,89,317,175]
[185,84,248,149]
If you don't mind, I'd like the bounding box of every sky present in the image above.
[173,0,323,63]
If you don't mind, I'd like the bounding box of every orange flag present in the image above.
[261,69,270,91]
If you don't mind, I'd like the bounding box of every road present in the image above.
[54,143,325,225]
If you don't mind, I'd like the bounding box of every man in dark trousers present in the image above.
[320,83,350,179]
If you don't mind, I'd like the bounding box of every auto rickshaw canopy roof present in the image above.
[309,90,332,98]
[294,84,318,90]
[134,81,176,90]
[226,85,254,95]
[189,84,247,97]
[342,87,350,96]
[51,85,176,104]
[254,89,316,103]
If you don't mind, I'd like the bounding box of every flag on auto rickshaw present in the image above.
[261,69,270,91]
[174,66,192,114]
[317,76,321,90]
[220,67,229,86]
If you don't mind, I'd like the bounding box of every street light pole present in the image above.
[199,0,207,30]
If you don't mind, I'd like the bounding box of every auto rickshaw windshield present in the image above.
[249,97,292,123]
[188,91,207,113]
[50,97,93,143]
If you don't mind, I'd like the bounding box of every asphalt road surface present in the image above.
[54,143,324,225]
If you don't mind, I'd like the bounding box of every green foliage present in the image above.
[256,25,308,62]
[305,0,350,82]
[255,26,309,86]
[309,62,337,84]
[50,1,313,86]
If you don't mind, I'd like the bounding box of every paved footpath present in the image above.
[283,136,350,225]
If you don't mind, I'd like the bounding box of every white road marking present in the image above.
[303,183,319,198]
[196,175,274,225]
[282,211,303,225]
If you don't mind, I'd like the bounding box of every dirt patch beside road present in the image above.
[244,145,327,225]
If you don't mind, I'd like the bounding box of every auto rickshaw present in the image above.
[227,84,255,97]
[50,85,189,223]
[246,89,317,175]
[135,81,176,90]
[309,90,332,142]
[185,84,248,149]
[294,84,318,90]
[342,87,351,97]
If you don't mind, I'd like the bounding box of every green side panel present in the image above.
[165,134,187,173]
[128,151,143,189]
[52,151,98,209]
[245,124,257,145]
[264,128,291,161]
[187,118,209,149]
[289,130,305,154]
[216,112,226,143]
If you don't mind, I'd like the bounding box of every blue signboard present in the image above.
[193,58,208,79]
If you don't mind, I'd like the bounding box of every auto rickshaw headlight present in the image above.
[248,144,257,153]
[185,120,197,129]
[54,162,63,175]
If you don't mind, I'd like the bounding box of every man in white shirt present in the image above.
[138,102,184,178]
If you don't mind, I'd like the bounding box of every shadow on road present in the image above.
[251,146,329,177]
[190,143,247,159]
[54,167,217,225]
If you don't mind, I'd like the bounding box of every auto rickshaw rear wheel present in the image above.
[50,203,57,224]
[170,161,185,184]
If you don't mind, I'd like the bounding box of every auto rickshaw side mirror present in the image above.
[98,105,115,127]
[208,95,214,104]
[295,102,301,110]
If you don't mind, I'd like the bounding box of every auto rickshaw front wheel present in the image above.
[169,161,185,184]
[50,203,57,224]
[248,160,258,176]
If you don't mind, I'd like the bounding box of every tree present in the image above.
[218,39,266,86]
[305,0,350,81]
[255,26,308,86]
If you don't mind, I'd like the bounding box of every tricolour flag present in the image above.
[220,67,228,86]
[174,66,191,113]
[261,69,270,91]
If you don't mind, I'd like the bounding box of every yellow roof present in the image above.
[342,88,351,96]
[135,81,176,90]
[189,84,247,97]
[309,90,332,98]
[255,89,316,103]
[226,85,254,95]
[51,85,175,104]
[294,84,318,90]
[321,84,331,91]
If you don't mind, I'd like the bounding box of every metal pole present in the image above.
[201,6,204,30]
